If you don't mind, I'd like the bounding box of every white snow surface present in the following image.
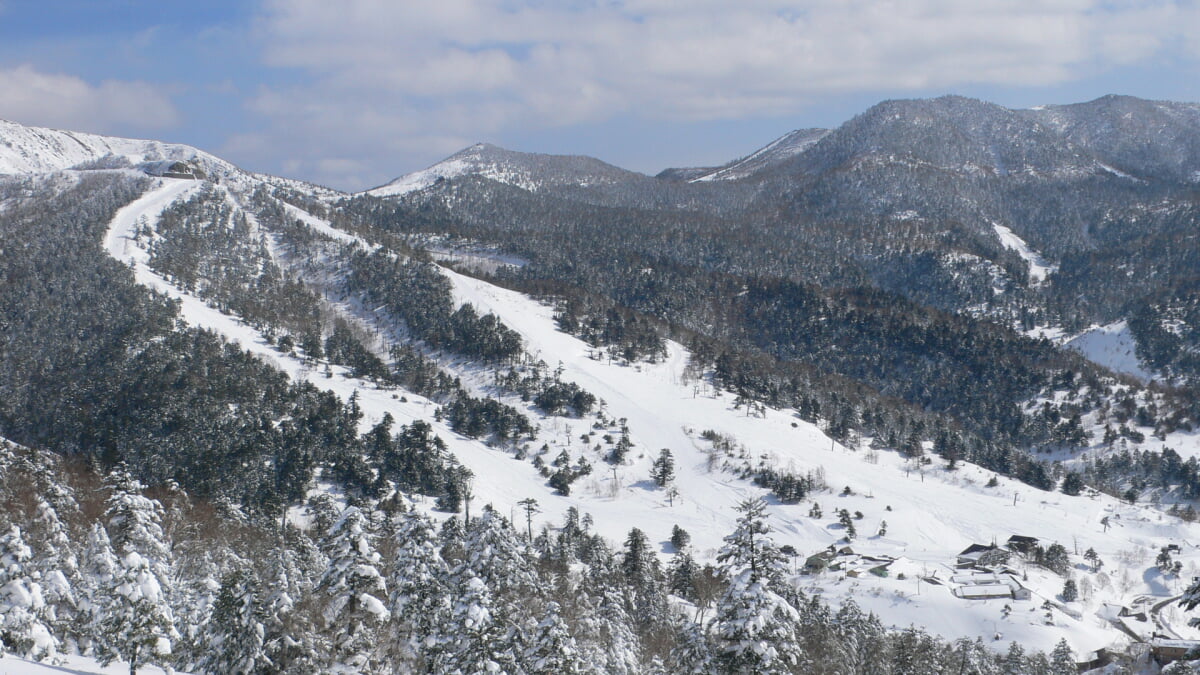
[0,119,234,179]
[103,180,1200,658]
[992,222,1057,283]
[0,653,179,675]
[1063,321,1155,383]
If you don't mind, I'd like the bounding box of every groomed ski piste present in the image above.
[103,178,1200,658]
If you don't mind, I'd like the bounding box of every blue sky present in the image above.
[2,0,1198,190]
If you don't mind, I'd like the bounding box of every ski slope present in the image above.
[102,180,1200,657]
[1063,321,1155,383]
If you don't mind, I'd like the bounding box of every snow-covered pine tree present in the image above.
[576,541,641,675]
[387,510,451,666]
[621,527,669,642]
[172,550,222,670]
[434,567,516,674]
[195,568,272,675]
[76,522,120,655]
[1048,638,1076,675]
[0,525,58,660]
[261,545,323,674]
[463,506,539,627]
[1002,641,1029,675]
[94,550,177,674]
[317,506,390,674]
[94,470,177,674]
[711,498,803,673]
[667,615,714,674]
[668,547,699,601]
[29,496,78,644]
[524,601,583,674]
[716,498,792,596]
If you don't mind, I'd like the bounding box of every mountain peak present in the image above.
[364,143,642,197]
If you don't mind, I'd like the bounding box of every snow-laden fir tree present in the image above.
[523,601,583,674]
[434,567,516,675]
[76,522,119,654]
[887,627,943,674]
[833,599,887,675]
[195,568,272,675]
[95,549,176,674]
[262,544,324,674]
[667,615,714,674]
[1048,638,1076,675]
[622,527,669,641]
[576,540,641,675]
[711,498,803,673]
[94,470,177,674]
[172,550,222,670]
[103,469,171,578]
[463,506,539,629]
[0,525,58,660]
[1002,642,1028,675]
[29,496,78,645]
[387,510,451,666]
[317,506,390,674]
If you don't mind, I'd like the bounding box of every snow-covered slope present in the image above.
[1063,321,1155,383]
[992,222,1057,283]
[690,128,829,182]
[364,143,643,197]
[0,119,236,180]
[97,178,1200,657]
[0,653,179,675]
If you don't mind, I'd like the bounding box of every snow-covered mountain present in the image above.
[364,142,643,197]
[5,101,1200,672]
[0,119,236,179]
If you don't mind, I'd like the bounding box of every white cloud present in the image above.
[0,64,179,136]
[240,0,1197,189]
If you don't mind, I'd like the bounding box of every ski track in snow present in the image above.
[992,223,1057,283]
[102,180,1200,656]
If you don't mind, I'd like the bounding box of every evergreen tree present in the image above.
[387,511,451,665]
[651,449,675,487]
[94,550,177,674]
[838,508,857,540]
[435,568,515,675]
[29,496,78,640]
[622,527,669,641]
[77,523,120,654]
[524,601,583,674]
[1048,638,1076,675]
[1002,641,1028,675]
[668,617,714,674]
[94,471,177,674]
[668,548,699,601]
[711,570,802,674]
[711,499,802,673]
[318,506,390,673]
[196,569,272,675]
[1061,579,1078,602]
[717,499,790,594]
[0,525,57,660]
[670,525,691,551]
